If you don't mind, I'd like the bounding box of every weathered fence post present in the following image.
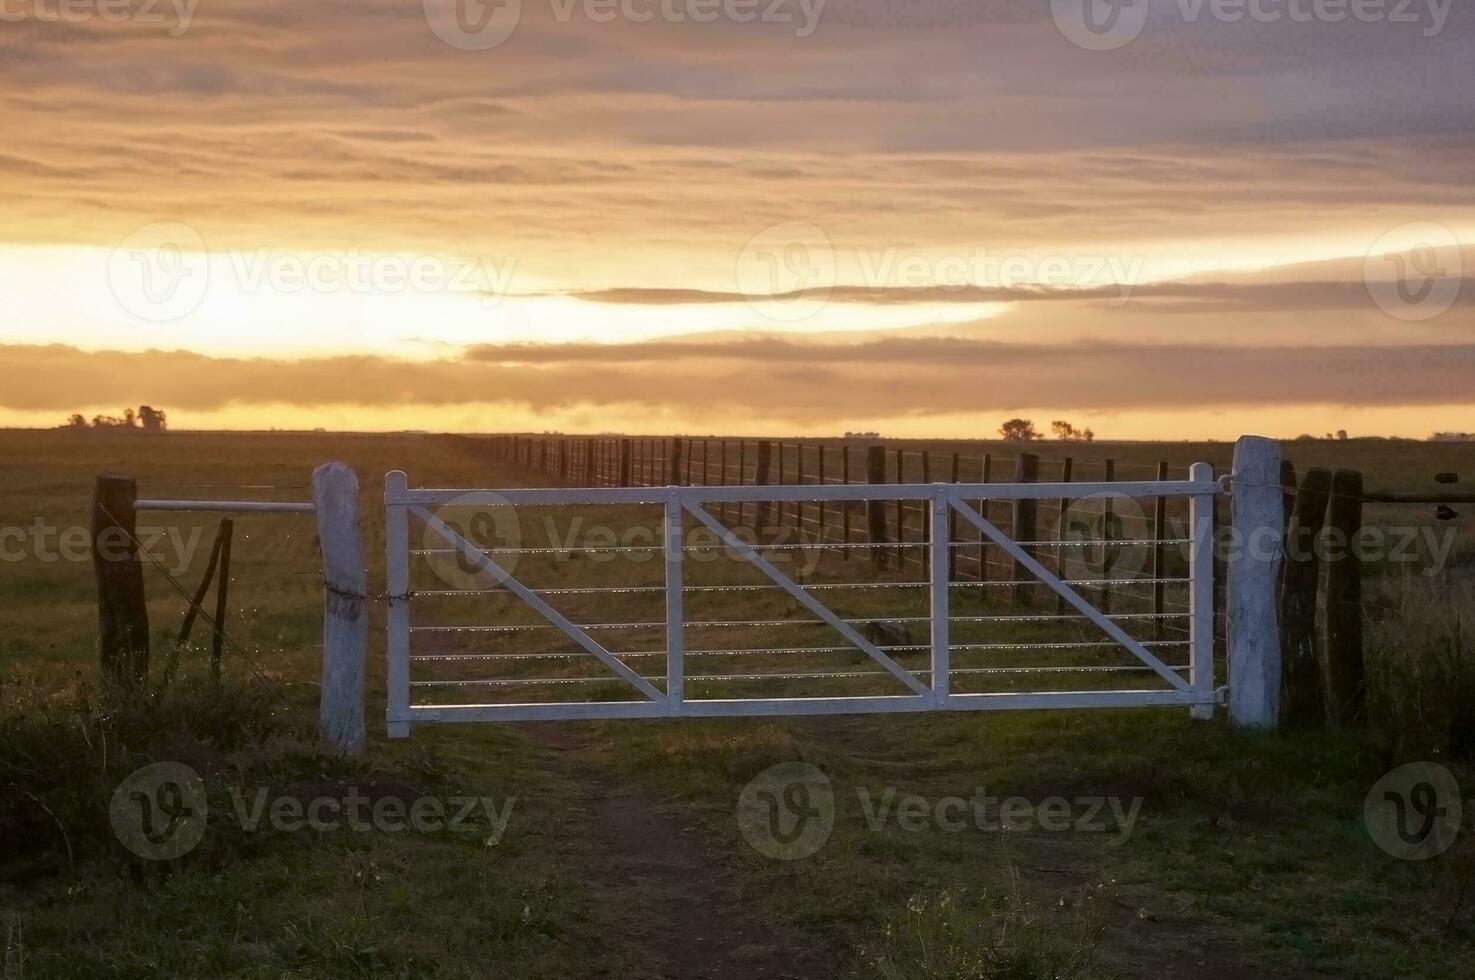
[209,519,234,680]
[313,462,368,755]
[669,437,685,486]
[619,438,632,487]
[1012,453,1039,607]
[1280,467,1331,725]
[1056,458,1074,616]
[754,440,774,530]
[866,445,888,568]
[1228,436,1284,730]
[1320,468,1366,727]
[93,474,151,693]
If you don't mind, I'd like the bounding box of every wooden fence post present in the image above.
[92,474,150,693]
[866,445,888,568]
[977,453,992,596]
[619,438,632,487]
[1280,467,1331,725]
[1227,435,1284,730]
[1320,468,1365,727]
[1056,458,1074,615]
[754,440,774,530]
[313,462,368,755]
[209,519,233,680]
[1012,453,1039,607]
[669,437,685,486]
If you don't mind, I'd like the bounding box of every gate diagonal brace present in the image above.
[947,495,1191,693]
[682,500,934,700]
[412,505,668,704]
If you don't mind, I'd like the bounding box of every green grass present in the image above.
[1,428,1473,977]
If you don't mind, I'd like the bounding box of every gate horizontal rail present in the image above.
[385,470,1221,736]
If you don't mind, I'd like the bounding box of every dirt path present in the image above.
[521,723,825,980]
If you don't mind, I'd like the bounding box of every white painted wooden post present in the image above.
[1227,436,1284,730]
[664,492,684,714]
[313,462,368,753]
[929,487,950,705]
[1188,462,1216,720]
[385,471,411,739]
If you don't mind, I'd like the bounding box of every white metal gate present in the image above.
[383,467,1221,736]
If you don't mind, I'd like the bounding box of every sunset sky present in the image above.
[2,0,1472,438]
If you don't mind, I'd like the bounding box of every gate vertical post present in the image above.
[664,493,684,713]
[1228,436,1284,730]
[1011,453,1040,607]
[619,438,633,487]
[930,485,951,705]
[1188,462,1217,720]
[385,470,411,739]
[315,463,368,753]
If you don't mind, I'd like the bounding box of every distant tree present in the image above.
[1335,429,1348,441]
[91,414,123,428]
[122,408,137,429]
[999,418,1040,442]
[65,413,88,429]
[139,405,168,433]
[1050,420,1097,442]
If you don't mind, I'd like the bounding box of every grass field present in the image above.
[2,428,1473,978]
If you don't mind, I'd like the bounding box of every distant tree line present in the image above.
[64,406,168,432]
[998,418,1095,442]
